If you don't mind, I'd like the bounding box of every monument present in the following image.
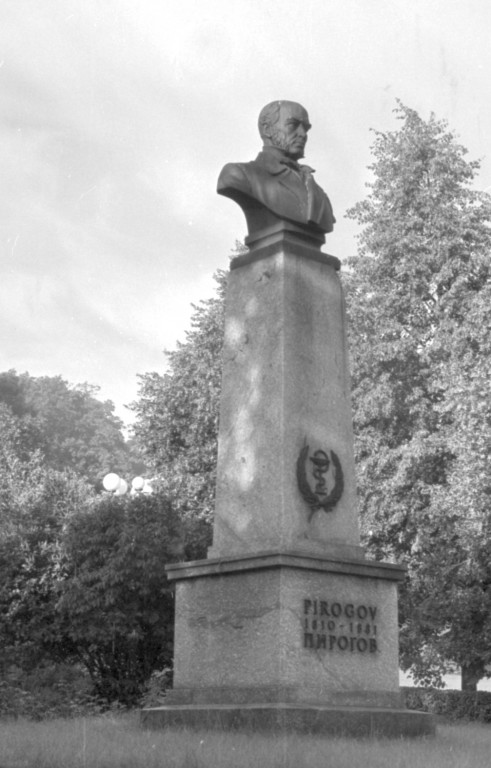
[142,101,434,736]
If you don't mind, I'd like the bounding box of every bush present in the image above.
[403,686,491,722]
[0,662,102,721]
[139,667,173,708]
[56,491,180,706]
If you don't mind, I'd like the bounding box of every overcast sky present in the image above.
[1,0,490,426]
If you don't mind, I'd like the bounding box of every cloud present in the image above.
[1,0,491,423]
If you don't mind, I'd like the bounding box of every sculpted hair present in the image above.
[258,101,282,140]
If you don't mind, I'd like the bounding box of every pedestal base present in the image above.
[141,702,434,737]
[142,552,434,738]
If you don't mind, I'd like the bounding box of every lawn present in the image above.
[0,712,490,768]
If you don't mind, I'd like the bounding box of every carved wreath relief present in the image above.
[296,442,344,519]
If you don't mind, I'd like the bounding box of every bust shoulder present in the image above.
[218,156,282,202]
[217,162,252,196]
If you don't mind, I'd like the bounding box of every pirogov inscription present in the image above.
[303,598,379,653]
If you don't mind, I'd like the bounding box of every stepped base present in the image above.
[141,703,434,737]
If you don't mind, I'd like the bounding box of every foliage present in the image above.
[345,102,491,688]
[0,402,181,705]
[131,270,227,559]
[403,687,491,722]
[57,492,182,705]
[0,663,99,721]
[139,667,173,708]
[0,432,94,672]
[0,370,133,484]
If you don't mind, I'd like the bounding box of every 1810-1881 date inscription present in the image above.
[303,598,379,653]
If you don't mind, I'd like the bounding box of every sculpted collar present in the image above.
[257,146,315,176]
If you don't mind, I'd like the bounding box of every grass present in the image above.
[0,712,490,768]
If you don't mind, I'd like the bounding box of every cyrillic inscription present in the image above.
[303,599,379,654]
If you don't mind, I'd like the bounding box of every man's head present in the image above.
[258,101,312,160]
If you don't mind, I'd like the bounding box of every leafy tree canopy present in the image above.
[0,396,181,702]
[131,270,227,559]
[57,492,182,704]
[0,454,94,673]
[345,102,491,689]
[0,370,134,484]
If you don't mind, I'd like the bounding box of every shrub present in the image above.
[403,686,491,722]
[139,667,173,708]
[0,662,101,721]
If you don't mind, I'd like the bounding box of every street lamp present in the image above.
[102,473,153,496]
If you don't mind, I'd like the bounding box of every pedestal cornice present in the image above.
[165,550,406,583]
[231,226,340,271]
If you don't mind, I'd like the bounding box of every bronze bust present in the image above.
[217,101,335,244]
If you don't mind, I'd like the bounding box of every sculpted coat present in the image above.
[217,146,335,235]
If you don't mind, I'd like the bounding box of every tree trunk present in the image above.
[461,662,484,692]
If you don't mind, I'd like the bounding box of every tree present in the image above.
[410,271,491,690]
[345,102,491,688]
[0,403,181,703]
[57,492,181,704]
[0,370,133,484]
[131,270,228,559]
[0,418,95,673]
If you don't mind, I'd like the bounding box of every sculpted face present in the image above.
[268,102,312,160]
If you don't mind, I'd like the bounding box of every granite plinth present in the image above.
[167,552,403,701]
[143,551,433,737]
[141,703,434,737]
[209,236,359,559]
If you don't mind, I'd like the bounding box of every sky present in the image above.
[1,0,491,428]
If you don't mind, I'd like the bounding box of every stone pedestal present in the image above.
[141,229,434,737]
[209,230,360,561]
